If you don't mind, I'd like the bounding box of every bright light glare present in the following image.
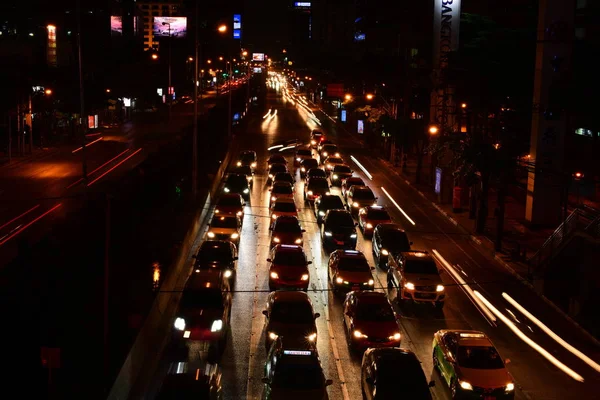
[350,156,373,180]
[502,292,600,374]
[380,187,416,226]
[474,291,585,382]
[267,144,283,151]
[263,109,272,119]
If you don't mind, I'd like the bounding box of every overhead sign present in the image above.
[294,2,311,7]
[326,83,345,98]
[233,14,241,39]
[233,30,241,39]
[252,53,265,61]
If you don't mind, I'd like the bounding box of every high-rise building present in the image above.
[137,0,183,51]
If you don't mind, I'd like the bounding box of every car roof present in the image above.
[440,330,493,347]
[269,289,311,304]
[334,249,366,258]
[273,244,304,253]
[351,185,373,192]
[272,181,293,188]
[370,347,420,364]
[274,215,300,224]
[333,164,351,170]
[186,268,227,290]
[200,240,232,250]
[319,194,343,202]
[268,154,286,160]
[301,158,318,164]
[241,150,256,155]
[376,223,405,233]
[308,176,328,183]
[351,290,388,303]
[363,205,387,212]
[273,197,295,204]
[401,251,434,262]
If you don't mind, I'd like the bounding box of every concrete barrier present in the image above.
[107,145,235,400]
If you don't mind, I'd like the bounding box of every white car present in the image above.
[206,214,242,245]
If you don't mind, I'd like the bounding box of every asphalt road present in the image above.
[145,79,600,399]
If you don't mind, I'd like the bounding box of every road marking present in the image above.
[87,148,142,186]
[350,156,373,180]
[380,187,416,226]
[0,204,40,232]
[502,292,600,374]
[72,136,103,153]
[0,203,62,247]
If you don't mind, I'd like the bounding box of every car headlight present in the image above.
[243,188,249,194]
[405,282,415,290]
[381,249,389,256]
[505,383,515,392]
[271,214,277,219]
[388,333,401,341]
[273,237,280,243]
[324,231,332,237]
[207,231,215,238]
[215,209,219,214]
[271,196,277,201]
[301,274,309,281]
[318,211,325,216]
[295,238,302,244]
[366,223,373,229]
[296,158,301,162]
[270,271,279,279]
[327,165,333,169]
[268,174,273,178]
[334,153,340,157]
[301,167,306,172]
[436,284,445,292]
[367,279,374,285]
[236,211,243,216]
[211,319,223,332]
[174,317,186,331]
[224,269,233,278]
[353,202,359,207]
[311,140,316,145]
[333,174,338,179]
[251,162,257,168]
[231,233,239,239]
[353,330,367,339]
[224,187,230,193]
[350,234,357,239]
[307,332,317,341]
[459,381,473,391]
[268,331,278,340]
[236,161,242,167]
[322,152,328,157]
[307,190,313,196]
[336,277,343,284]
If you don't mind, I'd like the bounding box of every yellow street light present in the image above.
[151,53,158,60]
[573,171,584,180]
[344,94,352,101]
[461,103,467,108]
[207,59,212,64]
[106,89,111,93]
[188,57,194,61]
[44,89,53,95]
[217,24,227,33]
[366,93,374,100]
[219,56,224,61]
[429,126,439,135]
[242,51,248,56]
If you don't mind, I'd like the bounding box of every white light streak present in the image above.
[350,155,373,180]
[268,144,283,151]
[380,187,416,226]
[263,109,272,119]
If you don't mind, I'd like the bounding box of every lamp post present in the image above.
[76,0,88,182]
[162,22,172,120]
[192,2,200,199]
[217,24,232,139]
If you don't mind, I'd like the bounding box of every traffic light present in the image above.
[234,69,239,73]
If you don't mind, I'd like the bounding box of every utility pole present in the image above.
[104,193,111,378]
[76,0,88,182]
[227,60,232,139]
[162,22,173,121]
[192,2,199,199]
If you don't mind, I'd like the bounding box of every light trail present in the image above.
[502,292,600,374]
[380,187,416,226]
[87,148,142,187]
[267,144,283,151]
[66,149,131,189]
[475,291,585,382]
[72,136,103,154]
[0,203,63,246]
[0,204,41,232]
[350,155,373,180]
[263,109,272,119]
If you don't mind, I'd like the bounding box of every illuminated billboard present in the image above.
[294,2,311,7]
[252,53,265,61]
[153,17,187,38]
[111,16,122,36]
[233,14,241,30]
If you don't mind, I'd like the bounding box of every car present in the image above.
[270,215,305,247]
[300,158,319,178]
[329,164,353,186]
[314,194,345,224]
[317,139,334,154]
[223,173,250,200]
[387,251,445,308]
[294,147,313,167]
[267,154,287,168]
[341,176,365,199]
[318,145,340,164]
[432,330,515,399]
[272,172,295,187]
[361,348,434,400]
[262,291,319,350]
[237,150,257,170]
[304,167,327,184]
[322,156,345,173]
[346,185,377,216]
[262,337,332,399]
[310,130,324,148]
[172,269,232,356]
[156,363,224,400]
[358,205,393,238]
[215,194,245,219]
[233,165,254,187]
[328,249,375,294]
[206,215,242,246]
[270,198,298,229]
[267,163,288,184]
[372,224,413,269]
[267,245,312,291]
[269,181,294,207]
[193,240,238,284]
[304,177,331,203]
[321,209,358,250]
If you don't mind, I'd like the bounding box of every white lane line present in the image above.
[475,291,585,382]
[350,156,373,180]
[431,249,497,326]
[502,292,600,374]
[380,187,416,226]
[326,317,351,400]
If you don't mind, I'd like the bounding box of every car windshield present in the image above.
[322,145,337,152]
[381,231,411,251]
[320,197,344,209]
[326,213,355,227]
[269,165,287,174]
[271,301,314,324]
[367,209,390,220]
[217,197,242,207]
[352,189,375,201]
[374,360,431,399]
[274,202,296,213]
[269,156,286,164]
[240,153,255,162]
[226,175,248,187]
[326,157,343,164]
[274,221,301,233]
[211,217,238,229]
[272,361,324,390]
[273,251,306,266]
[404,260,439,275]
[308,169,326,177]
[297,149,312,156]
[273,185,293,195]
[197,245,233,263]
[275,173,293,182]
[309,179,329,189]
[302,159,319,168]
[355,302,395,321]
[235,166,252,175]
[457,346,505,369]
[338,257,370,271]
[345,178,364,187]
[333,166,352,173]
[180,289,223,309]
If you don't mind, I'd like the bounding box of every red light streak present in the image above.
[87,148,142,187]
[0,204,41,232]
[85,132,103,138]
[0,203,62,246]
[72,137,104,154]
[66,149,131,189]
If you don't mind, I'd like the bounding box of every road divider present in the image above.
[350,155,373,180]
[380,187,416,226]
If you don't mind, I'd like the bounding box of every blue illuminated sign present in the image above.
[435,167,442,194]
[294,2,311,7]
[341,109,347,122]
[233,14,241,39]
[233,29,241,39]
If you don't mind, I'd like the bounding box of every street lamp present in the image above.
[344,94,352,101]
[429,126,439,135]
[366,93,374,100]
[151,53,158,60]
[218,24,227,33]
[162,21,172,120]
[216,25,232,140]
[44,89,53,95]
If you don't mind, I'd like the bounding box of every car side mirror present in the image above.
[365,377,374,385]
[314,312,320,319]
[428,380,436,388]
[370,266,375,271]
[301,229,306,233]
[505,358,511,365]
[262,310,268,316]
[266,258,272,262]
[307,261,312,265]
[325,379,334,387]
[261,377,270,384]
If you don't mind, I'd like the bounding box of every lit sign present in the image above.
[252,53,265,61]
[110,16,122,36]
[294,2,311,7]
[253,67,263,73]
[157,88,163,96]
[153,16,187,38]
[47,25,57,67]
[123,97,131,107]
[341,109,347,122]
[283,350,312,356]
[354,32,365,41]
[435,167,442,194]
[357,120,364,134]
[233,30,241,39]
[233,14,241,30]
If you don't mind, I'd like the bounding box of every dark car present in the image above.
[304,167,327,183]
[267,154,288,168]
[193,240,238,284]
[346,185,377,216]
[300,158,319,178]
[267,244,312,291]
[341,176,365,199]
[321,209,358,250]
[318,144,339,164]
[233,165,254,187]
[270,215,305,247]
[314,194,345,224]
[361,348,434,400]
[330,165,353,186]
[262,290,319,350]
[224,174,251,200]
[268,164,289,183]
[157,363,223,400]
[237,150,257,170]
[214,194,245,219]
[358,205,393,238]
[310,130,324,148]
[304,177,331,203]
[295,147,313,167]
[273,172,295,187]
[372,224,413,269]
